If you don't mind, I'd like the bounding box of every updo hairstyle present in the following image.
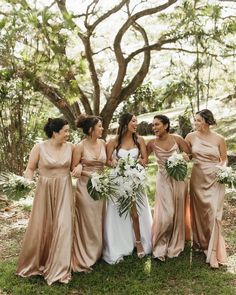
[154,114,170,132]
[76,114,102,135]
[43,118,68,138]
[196,109,216,125]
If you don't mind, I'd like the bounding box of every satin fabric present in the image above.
[151,141,188,259]
[103,148,152,264]
[16,142,74,285]
[190,135,227,266]
[71,139,106,272]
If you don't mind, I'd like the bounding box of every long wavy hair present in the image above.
[116,113,140,156]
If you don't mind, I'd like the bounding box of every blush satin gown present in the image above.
[71,139,106,272]
[16,142,74,285]
[150,140,188,260]
[190,135,227,267]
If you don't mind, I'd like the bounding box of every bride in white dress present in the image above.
[103,113,152,264]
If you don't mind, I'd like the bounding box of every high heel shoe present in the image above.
[136,241,145,258]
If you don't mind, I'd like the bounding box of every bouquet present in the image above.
[165,152,188,181]
[0,172,36,200]
[87,168,117,201]
[112,155,146,217]
[216,165,236,188]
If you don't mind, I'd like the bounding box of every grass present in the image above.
[0,245,235,295]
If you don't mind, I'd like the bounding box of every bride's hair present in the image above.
[116,112,140,156]
[76,114,102,135]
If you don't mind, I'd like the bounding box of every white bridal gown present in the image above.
[103,148,152,264]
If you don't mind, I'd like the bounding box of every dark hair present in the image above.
[43,118,68,138]
[196,109,216,125]
[116,112,140,155]
[76,114,102,135]
[154,114,170,132]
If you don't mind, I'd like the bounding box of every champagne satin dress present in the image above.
[71,139,106,272]
[16,142,74,285]
[190,135,227,266]
[150,140,188,260]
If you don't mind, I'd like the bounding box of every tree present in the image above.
[0,0,235,136]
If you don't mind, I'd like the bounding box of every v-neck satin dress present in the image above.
[190,135,227,266]
[150,140,188,259]
[16,141,74,285]
[71,139,106,272]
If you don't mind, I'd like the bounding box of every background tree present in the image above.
[1,0,234,137]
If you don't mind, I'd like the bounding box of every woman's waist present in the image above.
[38,169,71,178]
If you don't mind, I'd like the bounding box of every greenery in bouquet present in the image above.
[216,165,236,189]
[165,152,188,181]
[0,172,36,201]
[87,168,117,201]
[112,154,146,217]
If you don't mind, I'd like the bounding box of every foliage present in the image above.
[0,77,49,174]
[154,0,236,114]
[0,0,235,137]
[121,82,162,115]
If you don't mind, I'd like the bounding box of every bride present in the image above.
[103,113,152,264]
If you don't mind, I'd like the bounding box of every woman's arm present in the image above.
[24,144,40,180]
[219,136,228,166]
[106,138,117,167]
[71,144,83,177]
[138,136,148,166]
[174,134,191,160]
[146,139,154,158]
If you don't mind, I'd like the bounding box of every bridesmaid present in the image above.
[103,113,152,264]
[185,109,227,268]
[147,114,190,261]
[16,118,74,285]
[71,114,106,272]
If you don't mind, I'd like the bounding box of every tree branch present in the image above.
[90,0,130,32]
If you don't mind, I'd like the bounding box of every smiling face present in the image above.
[194,114,209,132]
[53,124,70,143]
[127,116,138,133]
[91,120,104,138]
[152,118,168,137]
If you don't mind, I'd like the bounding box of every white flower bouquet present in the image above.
[87,168,117,201]
[112,154,146,217]
[0,172,36,200]
[165,152,188,181]
[216,165,236,188]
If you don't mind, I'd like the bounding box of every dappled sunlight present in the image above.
[143,258,151,275]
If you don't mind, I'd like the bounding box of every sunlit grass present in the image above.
[0,245,235,295]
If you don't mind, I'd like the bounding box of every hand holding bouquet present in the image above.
[0,172,36,200]
[216,165,236,188]
[87,168,117,201]
[112,154,146,217]
[165,152,188,181]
